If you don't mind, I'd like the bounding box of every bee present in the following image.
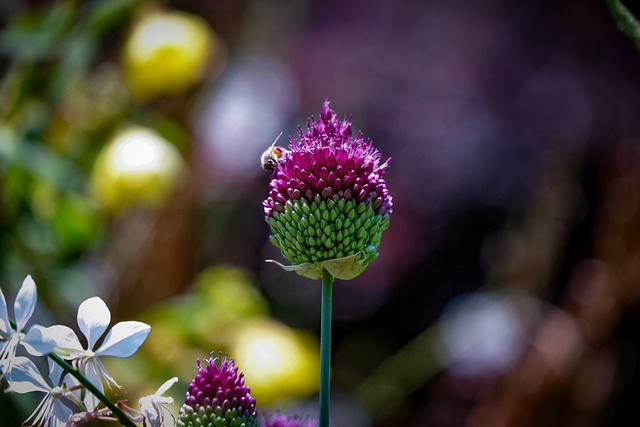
[260,132,285,172]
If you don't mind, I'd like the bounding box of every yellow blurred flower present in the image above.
[90,126,184,213]
[194,266,269,320]
[123,10,215,101]
[231,318,320,406]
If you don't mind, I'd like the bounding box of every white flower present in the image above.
[47,296,150,411]
[7,356,75,427]
[138,377,178,427]
[0,275,57,380]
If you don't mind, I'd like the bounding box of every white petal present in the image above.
[51,400,73,427]
[24,394,54,427]
[57,361,82,401]
[43,325,85,357]
[97,358,123,391]
[139,382,175,427]
[155,376,178,396]
[0,288,10,336]
[22,325,56,356]
[5,356,50,394]
[95,321,150,358]
[77,297,110,350]
[0,334,20,374]
[138,397,161,427]
[14,275,37,331]
[48,357,64,386]
[81,360,103,411]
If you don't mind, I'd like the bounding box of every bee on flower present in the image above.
[260,132,286,172]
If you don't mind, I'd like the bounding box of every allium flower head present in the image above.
[263,100,392,280]
[178,353,257,427]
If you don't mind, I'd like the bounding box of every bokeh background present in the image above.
[2,0,640,426]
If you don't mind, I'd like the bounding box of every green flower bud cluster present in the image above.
[177,403,257,427]
[266,194,390,268]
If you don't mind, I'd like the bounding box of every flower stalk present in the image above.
[319,269,334,427]
[263,101,393,426]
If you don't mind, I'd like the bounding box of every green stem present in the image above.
[319,268,334,427]
[48,353,137,427]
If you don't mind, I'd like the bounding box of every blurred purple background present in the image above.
[3,0,640,426]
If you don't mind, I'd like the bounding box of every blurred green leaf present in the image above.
[52,192,104,253]
[17,216,58,256]
[0,1,76,58]
[606,0,640,51]
[0,123,87,192]
[49,34,96,99]
[84,0,149,35]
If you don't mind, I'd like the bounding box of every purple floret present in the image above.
[263,100,392,218]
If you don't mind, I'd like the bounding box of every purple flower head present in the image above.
[263,100,392,280]
[259,411,318,427]
[177,353,257,427]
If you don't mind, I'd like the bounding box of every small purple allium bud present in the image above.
[263,100,392,280]
[177,353,257,427]
[259,411,317,427]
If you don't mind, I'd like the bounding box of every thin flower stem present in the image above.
[319,268,334,427]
